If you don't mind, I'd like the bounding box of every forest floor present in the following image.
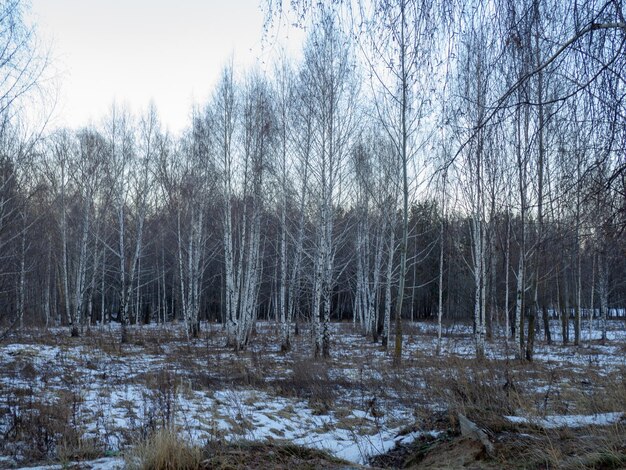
[0,319,625,469]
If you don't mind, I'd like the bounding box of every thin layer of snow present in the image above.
[14,457,124,470]
[2,319,626,467]
[395,430,443,445]
[505,412,624,429]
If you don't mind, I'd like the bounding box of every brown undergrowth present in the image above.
[1,321,625,468]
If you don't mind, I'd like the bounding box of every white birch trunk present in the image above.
[589,252,595,347]
[60,162,71,328]
[287,154,308,341]
[370,218,385,341]
[504,211,511,343]
[100,246,106,329]
[471,215,485,358]
[118,201,128,341]
[44,237,52,329]
[598,250,608,341]
[87,231,100,330]
[382,210,397,349]
[312,238,323,357]
[436,208,444,356]
[177,211,190,341]
[17,226,26,330]
[72,199,91,337]
[514,253,524,359]
[279,186,288,349]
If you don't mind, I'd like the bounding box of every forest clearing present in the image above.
[1,319,625,469]
[0,0,625,468]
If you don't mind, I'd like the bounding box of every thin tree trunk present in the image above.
[44,237,52,329]
[514,252,524,359]
[100,246,106,329]
[371,216,386,342]
[528,12,546,358]
[504,209,511,344]
[17,225,26,330]
[61,164,71,329]
[394,0,408,366]
[382,208,397,349]
[72,200,91,337]
[589,252,595,347]
[436,175,446,355]
[599,248,608,341]
[574,150,582,346]
[118,202,128,342]
[562,267,571,344]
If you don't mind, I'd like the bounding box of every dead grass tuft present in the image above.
[275,356,335,412]
[2,385,102,464]
[125,427,203,470]
[424,357,524,432]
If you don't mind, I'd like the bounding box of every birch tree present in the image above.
[362,0,438,363]
[215,68,275,351]
[455,14,494,358]
[105,105,156,343]
[213,66,239,346]
[301,11,357,358]
[272,56,296,351]
[46,130,104,336]
[286,62,315,343]
[155,108,211,337]
[0,120,30,331]
[352,138,377,340]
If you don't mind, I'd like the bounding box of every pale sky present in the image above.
[30,0,287,135]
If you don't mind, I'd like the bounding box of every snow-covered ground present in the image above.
[7,457,124,470]
[1,319,624,468]
[505,412,625,429]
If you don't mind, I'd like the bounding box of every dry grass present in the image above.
[495,423,626,469]
[2,321,625,469]
[2,382,103,463]
[380,349,626,469]
[203,440,352,470]
[124,429,352,470]
[274,355,336,411]
[125,427,203,470]
[421,356,524,432]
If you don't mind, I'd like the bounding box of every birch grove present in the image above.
[0,0,624,365]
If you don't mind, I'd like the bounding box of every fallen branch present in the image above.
[458,413,494,456]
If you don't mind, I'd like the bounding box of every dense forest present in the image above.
[0,0,624,364]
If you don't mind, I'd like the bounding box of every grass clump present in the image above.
[126,432,352,470]
[125,428,203,470]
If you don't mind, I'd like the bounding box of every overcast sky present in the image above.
[30,0,283,135]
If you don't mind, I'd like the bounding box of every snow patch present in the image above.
[505,412,624,429]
